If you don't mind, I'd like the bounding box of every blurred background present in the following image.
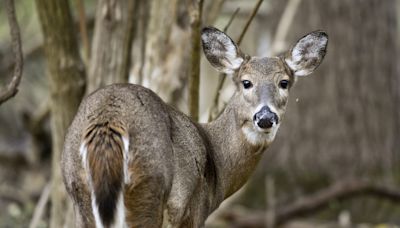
[0,0,399,227]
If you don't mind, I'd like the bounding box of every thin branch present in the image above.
[29,183,51,228]
[223,7,240,32]
[236,0,264,45]
[209,0,264,121]
[188,0,204,121]
[0,0,23,105]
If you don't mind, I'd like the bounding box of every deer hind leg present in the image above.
[123,165,169,228]
[65,176,95,228]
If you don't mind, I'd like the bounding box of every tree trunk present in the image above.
[35,0,86,227]
[86,0,137,93]
[140,0,192,108]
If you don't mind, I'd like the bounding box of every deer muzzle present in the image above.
[253,106,279,129]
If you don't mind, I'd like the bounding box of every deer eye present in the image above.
[279,80,289,89]
[242,80,253,89]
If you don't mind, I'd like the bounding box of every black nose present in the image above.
[253,106,278,129]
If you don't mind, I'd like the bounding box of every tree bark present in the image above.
[86,0,137,93]
[35,0,86,227]
[140,0,193,108]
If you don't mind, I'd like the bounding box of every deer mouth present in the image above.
[254,123,271,133]
[241,120,280,145]
[242,120,272,134]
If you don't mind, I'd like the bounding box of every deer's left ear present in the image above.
[201,27,245,74]
[284,31,328,76]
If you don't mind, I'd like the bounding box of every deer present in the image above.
[62,26,328,228]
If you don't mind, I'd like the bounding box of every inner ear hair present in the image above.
[284,30,328,76]
[201,26,245,74]
[279,56,295,78]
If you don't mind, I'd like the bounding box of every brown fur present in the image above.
[84,116,127,227]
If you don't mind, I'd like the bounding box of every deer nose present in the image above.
[253,106,278,129]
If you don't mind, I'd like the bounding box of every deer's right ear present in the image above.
[201,27,244,74]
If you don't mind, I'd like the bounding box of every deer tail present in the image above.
[79,120,129,228]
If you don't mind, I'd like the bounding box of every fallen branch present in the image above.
[0,0,23,105]
[275,179,400,225]
[219,179,400,227]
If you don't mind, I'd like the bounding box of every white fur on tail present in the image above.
[79,136,130,228]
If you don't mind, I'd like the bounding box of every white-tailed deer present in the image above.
[62,27,328,227]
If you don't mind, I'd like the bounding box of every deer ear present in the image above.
[284,31,328,76]
[201,27,244,74]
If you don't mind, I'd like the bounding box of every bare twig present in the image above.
[208,0,264,121]
[75,0,90,62]
[188,0,204,121]
[223,7,240,33]
[29,183,51,228]
[236,0,264,45]
[0,0,23,105]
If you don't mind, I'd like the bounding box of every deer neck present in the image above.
[202,95,268,200]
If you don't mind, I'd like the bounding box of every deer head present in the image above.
[201,27,328,146]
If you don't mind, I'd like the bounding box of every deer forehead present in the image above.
[239,57,290,81]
